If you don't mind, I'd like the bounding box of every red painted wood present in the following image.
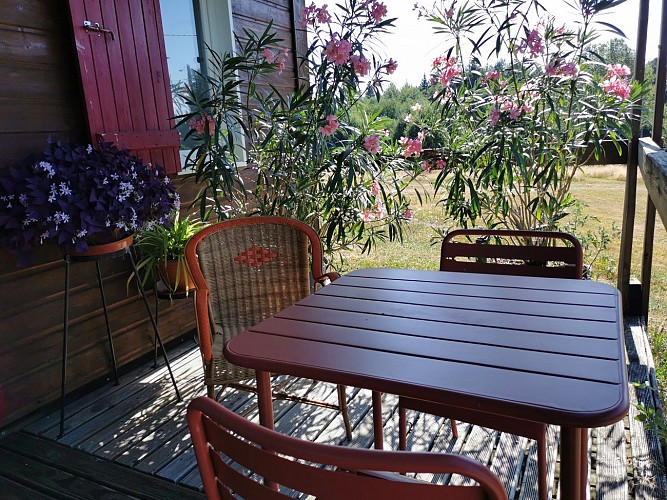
[224,268,629,500]
[114,0,145,132]
[97,131,180,150]
[99,1,132,131]
[67,0,181,173]
[272,309,620,358]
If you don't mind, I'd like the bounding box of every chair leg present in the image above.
[372,391,384,449]
[337,384,352,441]
[451,419,459,439]
[207,384,215,399]
[537,434,548,500]
[398,407,407,450]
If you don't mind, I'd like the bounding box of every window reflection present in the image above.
[160,0,202,150]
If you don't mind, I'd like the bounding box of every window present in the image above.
[160,0,242,170]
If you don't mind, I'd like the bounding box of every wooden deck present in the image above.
[3,316,666,499]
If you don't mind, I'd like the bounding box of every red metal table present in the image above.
[224,268,628,499]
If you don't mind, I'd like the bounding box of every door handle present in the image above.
[83,20,115,41]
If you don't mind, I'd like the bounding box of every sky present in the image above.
[362,0,664,87]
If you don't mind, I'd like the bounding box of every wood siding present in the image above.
[0,0,304,427]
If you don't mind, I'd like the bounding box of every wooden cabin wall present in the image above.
[0,0,305,427]
[232,0,308,93]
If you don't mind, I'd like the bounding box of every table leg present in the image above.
[560,426,586,500]
[372,390,383,449]
[580,428,589,498]
[255,370,277,490]
[256,370,274,430]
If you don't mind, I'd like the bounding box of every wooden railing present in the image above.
[617,0,666,321]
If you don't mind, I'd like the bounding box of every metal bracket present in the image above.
[83,20,115,41]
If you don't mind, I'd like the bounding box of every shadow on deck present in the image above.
[2,316,666,499]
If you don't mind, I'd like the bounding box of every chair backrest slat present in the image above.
[188,397,507,500]
[440,229,583,279]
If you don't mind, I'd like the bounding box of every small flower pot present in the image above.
[68,233,134,257]
[158,260,194,293]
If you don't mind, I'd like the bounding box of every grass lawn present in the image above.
[341,166,667,391]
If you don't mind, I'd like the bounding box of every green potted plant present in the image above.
[131,213,205,293]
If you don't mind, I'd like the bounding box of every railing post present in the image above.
[617,0,650,313]
[639,0,667,323]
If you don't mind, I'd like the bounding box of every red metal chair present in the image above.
[188,396,507,499]
[438,228,583,278]
[185,216,351,439]
[399,229,584,500]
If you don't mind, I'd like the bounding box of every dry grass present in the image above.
[578,163,628,181]
[341,167,667,385]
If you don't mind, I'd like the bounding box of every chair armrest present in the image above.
[315,271,340,286]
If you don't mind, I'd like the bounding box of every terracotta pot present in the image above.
[68,233,134,257]
[158,260,194,293]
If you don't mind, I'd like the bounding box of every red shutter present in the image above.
[67,0,181,173]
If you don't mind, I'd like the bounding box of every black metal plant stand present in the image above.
[59,242,181,437]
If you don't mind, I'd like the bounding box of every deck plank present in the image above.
[0,431,203,499]
[0,474,59,500]
[596,420,628,499]
[625,317,667,499]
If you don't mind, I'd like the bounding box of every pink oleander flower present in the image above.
[434,56,461,86]
[522,102,535,114]
[374,199,385,217]
[300,3,331,28]
[546,59,579,78]
[350,54,371,76]
[360,208,376,222]
[561,62,579,78]
[607,64,631,78]
[262,48,275,63]
[485,70,500,82]
[520,27,545,57]
[316,4,331,23]
[601,77,631,100]
[421,160,431,172]
[364,134,381,154]
[371,179,380,196]
[370,1,388,23]
[435,159,446,169]
[601,64,632,100]
[386,58,398,74]
[277,60,286,73]
[402,209,414,220]
[323,36,352,66]
[445,8,454,18]
[299,3,317,28]
[400,136,423,158]
[188,114,215,135]
[489,107,501,126]
[509,105,522,120]
[411,103,422,112]
[555,25,566,36]
[319,114,339,136]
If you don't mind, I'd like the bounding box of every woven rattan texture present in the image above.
[197,223,312,386]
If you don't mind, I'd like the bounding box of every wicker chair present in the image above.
[184,216,351,439]
[188,396,507,499]
[398,229,584,500]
